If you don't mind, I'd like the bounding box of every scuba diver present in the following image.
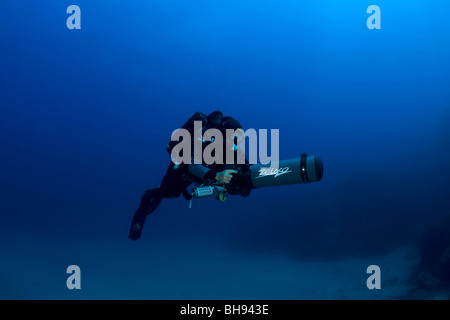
[128,110,324,241]
[128,111,250,241]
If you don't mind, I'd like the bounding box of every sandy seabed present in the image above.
[0,233,427,300]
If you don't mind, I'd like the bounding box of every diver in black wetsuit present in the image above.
[128,111,249,241]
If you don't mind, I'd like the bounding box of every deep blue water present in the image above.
[1,0,449,299]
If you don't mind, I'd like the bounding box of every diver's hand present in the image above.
[215,170,237,184]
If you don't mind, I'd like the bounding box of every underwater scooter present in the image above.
[188,153,323,206]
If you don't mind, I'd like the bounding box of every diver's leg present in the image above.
[128,188,162,241]
[128,163,187,241]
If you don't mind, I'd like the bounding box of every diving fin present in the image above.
[128,188,161,241]
[129,214,146,241]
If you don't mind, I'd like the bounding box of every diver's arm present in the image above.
[188,164,236,184]
[188,164,217,181]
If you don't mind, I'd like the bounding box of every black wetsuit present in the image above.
[128,112,251,240]
[128,162,196,240]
